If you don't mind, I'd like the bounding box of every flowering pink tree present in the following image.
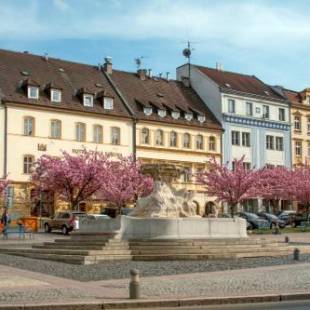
[98,156,154,211]
[197,157,261,217]
[31,150,109,210]
[255,166,292,213]
[0,179,10,208]
[290,165,310,222]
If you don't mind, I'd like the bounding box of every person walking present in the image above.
[1,209,10,240]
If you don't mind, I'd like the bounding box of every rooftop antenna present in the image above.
[182,41,194,87]
[134,56,144,70]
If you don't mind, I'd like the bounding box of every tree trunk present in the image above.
[71,201,79,211]
[307,203,310,226]
[230,204,237,218]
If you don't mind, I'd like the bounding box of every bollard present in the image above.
[285,236,290,243]
[129,269,140,299]
[293,248,300,261]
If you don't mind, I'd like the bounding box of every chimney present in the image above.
[166,72,170,80]
[103,56,113,75]
[148,69,152,78]
[181,76,190,87]
[216,63,224,71]
[137,69,147,81]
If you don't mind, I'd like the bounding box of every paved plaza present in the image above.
[0,261,310,305]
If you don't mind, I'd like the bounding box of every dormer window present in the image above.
[197,115,206,123]
[185,112,193,121]
[28,86,39,99]
[83,94,93,107]
[171,111,180,120]
[103,97,113,110]
[51,89,61,103]
[144,107,152,116]
[158,109,166,118]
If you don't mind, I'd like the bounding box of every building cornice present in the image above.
[223,114,290,131]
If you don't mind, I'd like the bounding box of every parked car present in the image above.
[277,211,297,226]
[257,212,286,229]
[86,214,111,220]
[290,213,310,227]
[44,211,86,235]
[236,212,270,230]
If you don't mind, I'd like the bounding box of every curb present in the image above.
[2,293,310,309]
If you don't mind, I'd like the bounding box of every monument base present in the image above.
[79,216,248,239]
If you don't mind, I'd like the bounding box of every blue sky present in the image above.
[0,0,309,90]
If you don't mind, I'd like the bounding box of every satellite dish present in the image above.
[183,48,191,58]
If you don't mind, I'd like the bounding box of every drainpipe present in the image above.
[132,119,137,161]
[3,105,7,177]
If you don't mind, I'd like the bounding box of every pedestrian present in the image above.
[1,209,10,240]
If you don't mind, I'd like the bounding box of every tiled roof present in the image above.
[0,49,131,118]
[195,65,285,101]
[111,70,222,130]
[282,88,302,105]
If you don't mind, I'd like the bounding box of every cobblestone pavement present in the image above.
[1,263,310,304]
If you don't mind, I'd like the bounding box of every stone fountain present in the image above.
[79,163,247,239]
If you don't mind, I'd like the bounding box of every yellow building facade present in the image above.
[0,49,222,219]
[284,88,310,166]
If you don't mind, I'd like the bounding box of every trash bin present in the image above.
[22,216,38,232]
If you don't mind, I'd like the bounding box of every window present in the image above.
[243,162,251,170]
[183,133,191,148]
[171,111,180,119]
[228,99,235,113]
[83,94,93,107]
[308,142,310,156]
[93,125,103,143]
[266,135,274,150]
[24,117,34,136]
[246,102,253,116]
[143,107,152,116]
[111,127,120,145]
[197,115,206,123]
[158,109,166,117]
[76,122,86,142]
[276,137,283,151]
[294,116,301,131]
[279,108,285,121]
[23,155,34,174]
[141,128,150,144]
[103,97,113,110]
[242,132,251,147]
[170,131,177,147]
[180,167,191,183]
[185,113,193,121]
[196,135,204,150]
[51,89,61,103]
[209,136,216,151]
[50,119,61,139]
[27,86,39,99]
[155,129,164,146]
[231,131,240,145]
[307,117,310,134]
[262,105,269,119]
[295,141,302,156]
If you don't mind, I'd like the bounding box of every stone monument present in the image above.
[79,163,247,239]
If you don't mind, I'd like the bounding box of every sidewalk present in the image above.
[1,262,310,307]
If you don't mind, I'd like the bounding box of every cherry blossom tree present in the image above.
[197,157,261,217]
[255,166,292,213]
[31,150,109,210]
[98,156,154,212]
[290,165,310,223]
[0,179,10,208]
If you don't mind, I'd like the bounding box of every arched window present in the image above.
[50,119,62,139]
[155,129,164,146]
[23,155,34,174]
[76,122,86,142]
[24,116,35,136]
[170,131,177,147]
[93,125,103,143]
[111,127,120,145]
[183,133,191,148]
[196,135,204,150]
[141,128,150,144]
[209,136,216,151]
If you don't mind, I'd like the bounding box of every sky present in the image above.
[0,0,309,90]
